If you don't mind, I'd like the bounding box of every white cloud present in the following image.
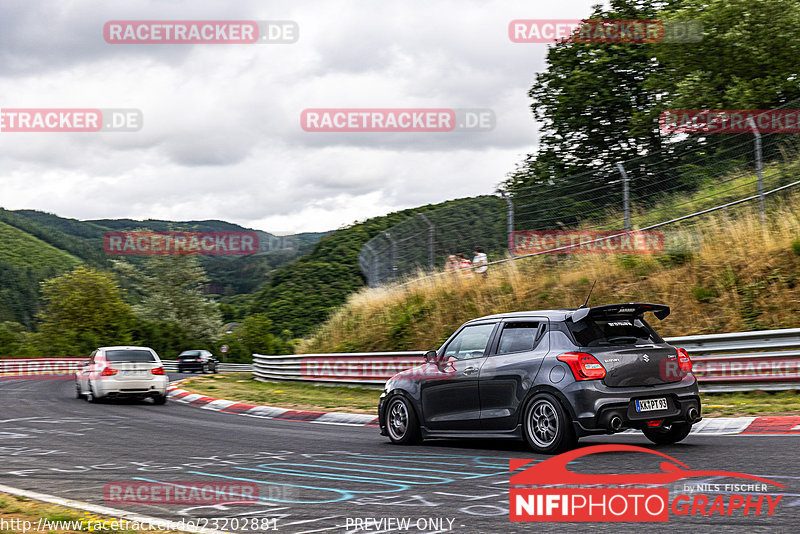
[0,0,600,233]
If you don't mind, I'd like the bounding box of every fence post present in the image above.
[616,162,631,231]
[362,242,377,287]
[747,117,766,224]
[500,191,515,256]
[418,213,435,269]
[381,231,397,281]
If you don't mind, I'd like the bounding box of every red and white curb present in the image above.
[167,383,379,426]
[168,384,800,435]
[622,415,800,435]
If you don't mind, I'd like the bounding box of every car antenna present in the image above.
[579,280,596,309]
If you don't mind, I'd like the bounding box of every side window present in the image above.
[443,323,496,360]
[497,322,541,355]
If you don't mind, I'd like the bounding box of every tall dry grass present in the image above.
[299,194,800,354]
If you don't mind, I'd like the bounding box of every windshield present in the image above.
[105,350,157,362]
[567,317,663,347]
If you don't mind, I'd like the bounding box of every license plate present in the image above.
[121,370,145,376]
[636,398,667,412]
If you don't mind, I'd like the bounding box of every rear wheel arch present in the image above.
[518,384,578,426]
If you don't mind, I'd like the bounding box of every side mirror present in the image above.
[424,350,438,363]
[81,361,90,367]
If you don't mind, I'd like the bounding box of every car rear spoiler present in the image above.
[570,303,670,323]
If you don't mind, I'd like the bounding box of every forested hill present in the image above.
[0,208,324,326]
[249,195,503,339]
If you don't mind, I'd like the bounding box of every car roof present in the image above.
[466,303,670,323]
[98,346,155,351]
[466,309,577,322]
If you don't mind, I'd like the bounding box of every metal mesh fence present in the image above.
[360,103,800,287]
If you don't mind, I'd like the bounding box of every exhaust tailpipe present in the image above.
[687,407,700,423]
[609,416,623,432]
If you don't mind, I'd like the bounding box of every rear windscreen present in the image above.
[179,351,201,357]
[105,350,157,362]
[567,317,663,347]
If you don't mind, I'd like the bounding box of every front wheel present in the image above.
[385,396,421,445]
[522,393,577,454]
[642,422,692,445]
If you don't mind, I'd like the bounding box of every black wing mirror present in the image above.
[424,350,438,363]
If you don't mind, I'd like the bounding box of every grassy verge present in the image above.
[178,373,380,413]
[0,493,186,533]
[179,373,799,418]
[300,193,800,354]
[701,390,800,417]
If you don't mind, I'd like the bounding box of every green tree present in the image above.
[506,0,676,191]
[114,256,222,342]
[218,313,291,361]
[652,0,800,112]
[35,266,134,355]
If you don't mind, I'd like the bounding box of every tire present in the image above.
[385,395,421,445]
[86,383,100,403]
[202,363,209,374]
[152,394,167,405]
[522,393,577,454]
[75,383,83,399]
[178,368,183,373]
[642,422,692,445]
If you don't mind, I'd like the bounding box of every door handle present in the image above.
[463,367,479,375]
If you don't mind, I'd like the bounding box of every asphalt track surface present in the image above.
[0,375,798,534]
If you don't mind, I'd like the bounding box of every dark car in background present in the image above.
[378,303,700,454]
[177,350,218,373]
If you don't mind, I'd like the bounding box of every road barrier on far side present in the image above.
[254,328,800,392]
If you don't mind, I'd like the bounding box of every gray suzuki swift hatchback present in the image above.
[378,303,701,453]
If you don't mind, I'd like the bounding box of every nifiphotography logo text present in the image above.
[509,444,785,522]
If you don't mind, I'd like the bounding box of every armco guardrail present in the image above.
[664,328,800,393]
[161,360,253,373]
[0,358,252,377]
[253,352,423,386]
[254,328,800,392]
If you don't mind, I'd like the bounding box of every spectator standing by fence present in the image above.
[473,248,488,279]
[444,255,459,273]
[457,253,473,278]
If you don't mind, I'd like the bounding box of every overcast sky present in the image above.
[0,0,604,234]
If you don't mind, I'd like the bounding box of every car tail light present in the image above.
[557,352,606,381]
[100,367,118,376]
[151,367,165,375]
[676,348,692,373]
[647,419,663,427]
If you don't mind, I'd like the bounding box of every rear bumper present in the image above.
[94,376,168,398]
[177,361,206,371]
[562,374,701,436]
